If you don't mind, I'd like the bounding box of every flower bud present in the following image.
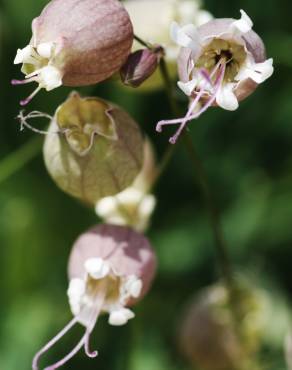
[179,282,269,370]
[120,47,164,87]
[12,0,133,105]
[43,92,143,205]
[32,224,156,370]
[157,10,274,143]
[124,0,212,91]
[95,139,157,232]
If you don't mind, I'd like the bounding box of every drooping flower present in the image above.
[124,0,212,90]
[95,139,157,232]
[157,10,274,143]
[42,92,143,205]
[179,280,270,370]
[32,224,157,370]
[12,0,133,105]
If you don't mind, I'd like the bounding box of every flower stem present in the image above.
[182,131,234,288]
[158,58,234,290]
[0,136,42,185]
[133,34,152,49]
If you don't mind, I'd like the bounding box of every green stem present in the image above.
[158,59,234,289]
[182,131,234,288]
[0,136,42,185]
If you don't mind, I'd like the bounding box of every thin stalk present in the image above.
[158,59,234,290]
[182,131,233,289]
[0,136,42,185]
[134,34,152,49]
[135,34,234,283]
[157,54,258,370]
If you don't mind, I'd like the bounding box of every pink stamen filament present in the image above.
[33,287,106,370]
[156,59,227,144]
[20,86,42,106]
[11,69,43,106]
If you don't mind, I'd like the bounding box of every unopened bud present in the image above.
[120,47,164,87]
[12,0,133,105]
[43,92,143,205]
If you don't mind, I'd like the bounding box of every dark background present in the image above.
[1,0,292,369]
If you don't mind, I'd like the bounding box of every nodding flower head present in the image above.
[32,224,157,370]
[179,281,270,370]
[42,92,143,205]
[12,0,133,105]
[157,10,274,144]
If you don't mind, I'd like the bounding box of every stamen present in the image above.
[32,317,78,370]
[20,86,42,106]
[156,59,227,144]
[199,68,213,87]
[169,63,226,144]
[11,77,36,86]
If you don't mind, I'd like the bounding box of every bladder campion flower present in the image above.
[157,10,274,143]
[96,139,157,232]
[12,0,133,105]
[179,281,270,370]
[43,92,143,205]
[124,0,212,90]
[32,224,157,370]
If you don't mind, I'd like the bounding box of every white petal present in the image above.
[230,9,253,34]
[95,197,117,217]
[84,258,111,280]
[14,45,36,64]
[37,42,54,59]
[67,278,86,315]
[124,276,143,298]
[139,195,156,217]
[38,65,63,91]
[109,308,135,326]
[178,78,198,96]
[236,58,274,84]
[170,22,199,51]
[216,83,239,111]
[117,188,142,204]
[196,10,214,26]
[67,278,86,298]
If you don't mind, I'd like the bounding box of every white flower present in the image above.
[125,0,212,61]
[12,42,63,105]
[67,258,142,327]
[157,10,274,144]
[124,0,213,90]
[96,187,156,232]
[95,139,157,232]
[33,258,143,370]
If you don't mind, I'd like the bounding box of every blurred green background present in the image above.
[1,0,292,369]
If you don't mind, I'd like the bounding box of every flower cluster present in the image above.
[11,0,274,369]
